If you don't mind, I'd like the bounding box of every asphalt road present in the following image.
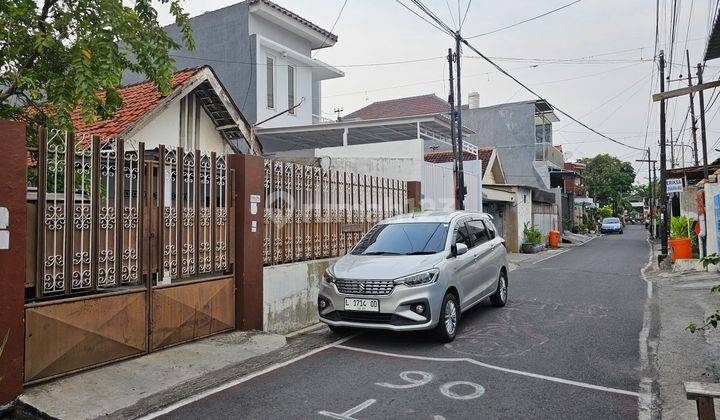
[153,226,650,419]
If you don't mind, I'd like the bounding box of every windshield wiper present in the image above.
[362,251,401,255]
[406,251,437,255]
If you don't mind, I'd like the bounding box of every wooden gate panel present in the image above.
[24,290,147,383]
[151,276,234,351]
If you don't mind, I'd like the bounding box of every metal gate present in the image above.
[24,128,235,383]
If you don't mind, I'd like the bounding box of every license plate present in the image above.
[344,298,379,312]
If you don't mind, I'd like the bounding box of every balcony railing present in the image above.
[535,143,564,168]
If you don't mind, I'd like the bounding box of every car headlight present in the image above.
[393,269,439,287]
[323,268,336,284]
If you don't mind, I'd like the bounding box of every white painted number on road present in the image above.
[439,381,486,400]
[375,371,434,389]
[375,370,485,401]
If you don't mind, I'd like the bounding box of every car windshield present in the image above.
[351,222,449,256]
[603,218,620,224]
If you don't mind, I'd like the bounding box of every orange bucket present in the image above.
[548,230,560,248]
[668,238,693,261]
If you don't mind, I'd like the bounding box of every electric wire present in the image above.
[465,0,584,39]
[459,39,647,151]
[313,0,349,57]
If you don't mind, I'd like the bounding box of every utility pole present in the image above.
[652,161,658,238]
[447,48,460,210]
[637,152,657,238]
[659,50,668,257]
[454,32,466,210]
[697,63,710,180]
[686,50,700,166]
[670,128,675,168]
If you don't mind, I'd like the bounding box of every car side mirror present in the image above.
[451,242,468,256]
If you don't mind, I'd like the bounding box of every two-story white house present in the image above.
[125,0,344,129]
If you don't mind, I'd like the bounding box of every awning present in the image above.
[256,113,475,153]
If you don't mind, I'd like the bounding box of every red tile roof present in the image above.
[70,67,202,140]
[424,147,495,174]
[248,0,337,43]
[346,94,450,120]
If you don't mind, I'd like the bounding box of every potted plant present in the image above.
[669,215,695,261]
[521,222,545,253]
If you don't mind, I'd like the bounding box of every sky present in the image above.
[154,0,720,184]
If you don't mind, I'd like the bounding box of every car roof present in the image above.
[380,211,491,224]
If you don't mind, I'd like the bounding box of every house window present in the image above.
[288,65,296,114]
[535,123,552,143]
[266,56,275,109]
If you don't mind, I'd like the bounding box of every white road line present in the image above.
[638,232,657,419]
[139,333,359,419]
[333,344,639,398]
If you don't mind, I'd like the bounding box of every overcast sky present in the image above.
[155,0,720,183]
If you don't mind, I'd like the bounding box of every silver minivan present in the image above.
[318,211,508,342]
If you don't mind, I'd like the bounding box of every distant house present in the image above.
[78,66,256,154]
[128,0,344,128]
[423,148,504,184]
[345,94,450,120]
[461,97,563,190]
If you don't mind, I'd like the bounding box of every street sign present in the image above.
[666,178,684,194]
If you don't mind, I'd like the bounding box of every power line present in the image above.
[443,0,458,30]
[459,38,647,151]
[322,60,643,99]
[460,0,472,28]
[393,0,451,35]
[409,0,456,35]
[313,0,349,57]
[465,0,584,38]
[169,53,446,68]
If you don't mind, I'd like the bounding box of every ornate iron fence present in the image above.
[263,159,408,266]
[27,128,233,300]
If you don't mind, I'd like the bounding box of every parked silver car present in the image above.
[600,217,623,234]
[318,211,509,342]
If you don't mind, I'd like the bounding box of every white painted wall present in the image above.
[421,162,482,212]
[315,139,424,181]
[515,187,533,246]
[253,33,314,128]
[705,182,720,263]
[127,98,232,154]
[263,257,338,333]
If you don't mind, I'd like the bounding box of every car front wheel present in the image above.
[435,292,459,342]
[490,271,508,307]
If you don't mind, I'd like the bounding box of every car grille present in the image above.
[336,311,394,323]
[335,279,395,295]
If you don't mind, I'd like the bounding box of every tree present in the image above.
[578,154,636,215]
[0,0,194,128]
[599,205,613,219]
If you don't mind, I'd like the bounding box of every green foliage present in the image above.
[687,311,720,333]
[0,0,195,127]
[563,217,572,230]
[702,253,720,268]
[599,205,613,219]
[704,365,720,383]
[523,222,542,245]
[670,215,694,240]
[578,154,636,214]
